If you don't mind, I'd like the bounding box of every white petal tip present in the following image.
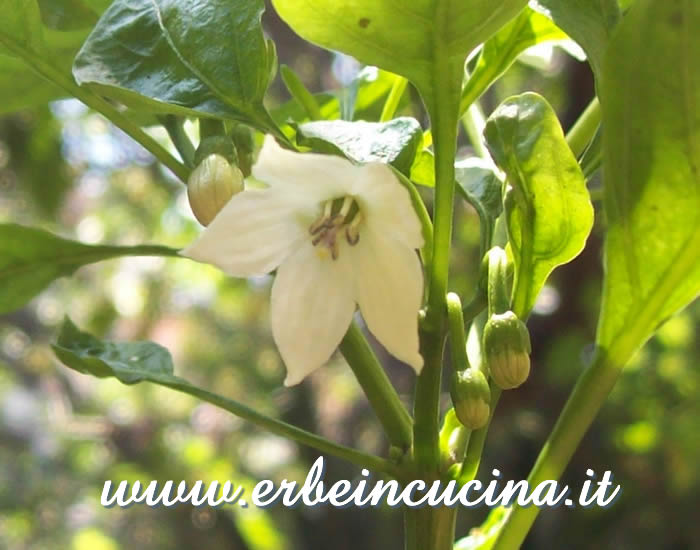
[283,373,303,387]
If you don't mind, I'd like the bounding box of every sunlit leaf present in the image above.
[596,0,700,365]
[0,224,179,314]
[484,92,594,318]
[73,0,278,131]
[460,7,570,115]
[0,0,46,56]
[272,0,528,114]
[0,1,92,113]
[37,0,107,30]
[295,117,422,174]
[530,0,619,77]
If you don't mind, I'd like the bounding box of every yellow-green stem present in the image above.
[380,75,409,122]
[490,354,620,549]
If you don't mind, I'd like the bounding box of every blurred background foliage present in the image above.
[0,3,698,550]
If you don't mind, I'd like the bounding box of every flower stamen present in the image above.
[309,196,363,259]
[345,212,363,245]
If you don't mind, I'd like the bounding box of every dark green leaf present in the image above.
[52,318,370,469]
[596,0,700,365]
[531,0,619,77]
[2,108,72,216]
[53,318,176,384]
[484,92,594,318]
[460,7,569,115]
[272,0,528,114]
[0,224,180,314]
[295,117,423,175]
[73,0,277,130]
[455,159,504,253]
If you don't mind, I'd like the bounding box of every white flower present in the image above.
[182,136,424,385]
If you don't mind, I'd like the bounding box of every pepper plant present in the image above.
[0,0,698,548]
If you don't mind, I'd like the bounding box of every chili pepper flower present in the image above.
[183,136,424,385]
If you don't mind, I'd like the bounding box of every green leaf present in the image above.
[455,158,504,254]
[280,64,323,121]
[460,7,570,115]
[295,117,423,175]
[0,0,93,113]
[73,0,278,131]
[0,224,180,314]
[37,0,106,30]
[410,149,436,187]
[0,55,66,113]
[0,0,46,56]
[52,318,399,475]
[531,0,619,77]
[53,318,176,384]
[596,0,700,366]
[484,92,594,318]
[271,0,528,114]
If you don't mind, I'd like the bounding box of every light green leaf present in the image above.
[410,149,436,187]
[460,7,569,115]
[53,318,176,384]
[0,1,92,113]
[37,0,106,30]
[455,158,504,254]
[295,117,422,175]
[0,224,179,314]
[596,0,700,366]
[73,0,278,131]
[0,55,66,113]
[271,0,528,114]
[484,92,594,318]
[0,0,46,56]
[531,0,619,77]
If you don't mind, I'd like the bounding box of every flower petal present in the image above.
[253,135,361,202]
[349,227,424,372]
[271,241,356,386]
[181,189,306,277]
[353,163,424,250]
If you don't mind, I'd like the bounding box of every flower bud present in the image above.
[483,310,531,390]
[187,154,243,226]
[450,368,491,430]
[194,135,237,166]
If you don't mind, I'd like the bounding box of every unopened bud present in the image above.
[194,135,237,166]
[451,368,491,430]
[187,154,243,226]
[483,310,531,390]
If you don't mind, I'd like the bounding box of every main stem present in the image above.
[413,96,458,472]
[409,7,461,544]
